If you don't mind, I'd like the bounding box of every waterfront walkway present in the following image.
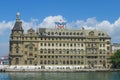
[0,65,120,72]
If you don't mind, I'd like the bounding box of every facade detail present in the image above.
[9,13,111,69]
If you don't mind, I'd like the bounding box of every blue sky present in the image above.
[0,0,120,56]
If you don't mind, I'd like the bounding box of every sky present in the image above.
[0,0,120,56]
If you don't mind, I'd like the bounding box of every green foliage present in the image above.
[110,50,120,68]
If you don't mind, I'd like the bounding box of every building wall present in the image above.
[9,28,111,68]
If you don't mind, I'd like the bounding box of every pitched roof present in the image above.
[12,21,23,31]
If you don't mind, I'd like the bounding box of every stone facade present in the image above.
[9,13,111,69]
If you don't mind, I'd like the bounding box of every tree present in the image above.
[110,50,120,68]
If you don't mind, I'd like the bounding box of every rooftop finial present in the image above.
[16,12,20,21]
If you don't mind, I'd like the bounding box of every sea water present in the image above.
[0,72,120,80]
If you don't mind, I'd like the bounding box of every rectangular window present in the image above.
[40,60,43,64]
[107,46,110,50]
[56,43,58,47]
[30,37,32,40]
[44,43,46,46]
[70,44,72,47]
[81,44,83,47]
[35,48,37,51]
[74,43,76,47]
[44,56,46,58]
[41,43,43,46]
[25,45,27,48]
[63,43,65,47]
[24,60,27,65]
[60,43,61,46]
[52,50,54,54]
[40,49,43,53]
[48,56,50,58]
[15,58,19,64]
[29,47,33,50]
[67,43,69,47]
[29,60,32,64]
[25,51,27,55]
[40,56,43,58]
[48,49,50,54]
[78,61,80,64]
[16,48,19,53]
[29,53,33,56]
[48,43,50,46]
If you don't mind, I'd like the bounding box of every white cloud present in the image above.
[39,15,66,28]
[22,18,39,32]
[0,21,14,35]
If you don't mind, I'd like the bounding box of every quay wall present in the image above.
[0,65,120,72]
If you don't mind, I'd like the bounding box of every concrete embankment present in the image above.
[4,69,120,72]
[1,65,120,72]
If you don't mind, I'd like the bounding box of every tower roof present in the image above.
[12,12,23,31]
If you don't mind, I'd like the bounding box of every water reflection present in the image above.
[0,72,120,80]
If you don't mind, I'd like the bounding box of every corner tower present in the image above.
[9,12,24,65]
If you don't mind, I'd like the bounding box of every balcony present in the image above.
[9,53,23,57]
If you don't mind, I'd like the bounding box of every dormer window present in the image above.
[59,32,61,35]
[62,32,65,35]
[27,28,35,35]
[51,32,54,35]
[77,33,79,35]
[98,33,101,36]
[66,32,69,35]
[89,31,94,36]
[48,32,50,35]
[55,32,58,35]
[102,33,104,36]
[80,32,83,36]
[73,33,76,35]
